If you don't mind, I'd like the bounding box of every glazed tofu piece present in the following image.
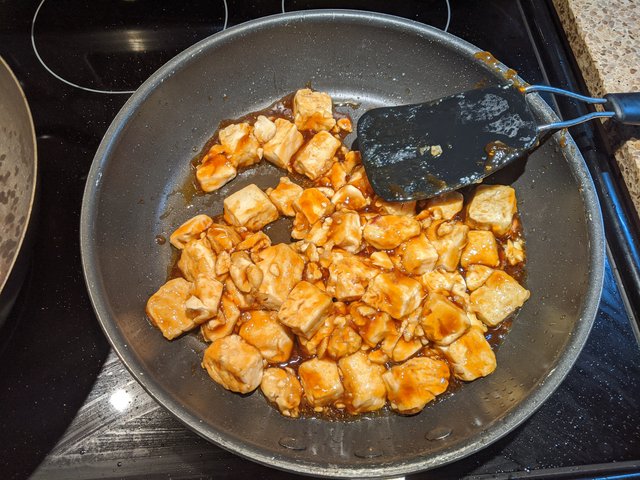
[223,184,279,231]
[399,234,439,275]
[263,118,304,169]
[146,278,194,340]
[218,122,261,167]
[362,272,423,319]
[266,177,303,217]
[178,237,217,282]
[327,325,362,359]
[293,88,336,132]
[470,271,530,326]
[206,223,242,254]
[418,269,467,297]
[505,238,525,265]
[293,187,334,225]
[383,356,450,414]
[170,214,213,249]
[229,251,263,293]
[347,165,375,198]
[363,215,421,250]
[438,327,496,381]
[202,334,264,394]
[293,131,341,180]
[236,231,271,253]
[426,220,470,272]
[466,184,517,236]
[327,251,379,301]
[422,191,464,220]
[298,358,344,408]
[464,265,494,291]
[239,310,294,363]
[196,152,237,192]
[253,115,276,144]
[185,275,224,323]
[260,367,303,417]
[338,351,386,414]
[278,281,333,339]
[200,293,240,342]
[327,210,362,253]
[391,338,423,362]
[254,243,305,309]
[374,198,416,216]
[461,230,500,268]
[420,292,471,346]
[331,184,369,211]
[351,303,396,347]
[343,150,362,174]
[324,162,348,190]
[370,251,394,270]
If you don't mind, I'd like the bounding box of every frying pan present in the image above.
[0,57,37,326]
[80,11,604,477]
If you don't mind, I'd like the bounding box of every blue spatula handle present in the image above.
[604,93,640,125]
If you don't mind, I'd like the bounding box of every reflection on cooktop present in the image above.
[31,0,228,93]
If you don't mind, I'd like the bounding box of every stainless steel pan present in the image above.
[0,57,37,325]
[80,11,604,478]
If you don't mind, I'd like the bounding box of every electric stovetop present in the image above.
[1,1,639,479]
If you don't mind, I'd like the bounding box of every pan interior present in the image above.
[82,11,603,477]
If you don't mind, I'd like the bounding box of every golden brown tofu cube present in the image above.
[331,184,369,211]
[146,278,195,340]
[461,230,500,268]
[464,265,494,291]
[327,251,379,301]
[399,234,439,275]
[206,223,242,254]
[170,214,213,249]
[327,325,362,359]
[391,338,423,362]
[196,152,237,192]
[422,191,464,220]
[421,292,471,346]
[236,231,271,253]
[178,238,217,282]
[327,210,362,253]
[426,220,470,272]
[438,327,496,381]
[200,293,240,342]
[363,215,421,250]
[338,351,386,414]
[239,310,293,363]
[263,118,304,169]
[278,281,333,339]
[202,334,264,394]
[260,367,303,417]
[293,131,341,180]
[229,251,263,293]
[298,358,344,408]
[293,88,336,132]
[223,184,279,231]
[505,238,525,265]
[418,269,467,296]
[185,275,224,323]
[374,197,417,216]
[470,270,530,326]
[266,177,303,217]
[253,115,276,144]
[293,187,334,225]
[218,122,261,167]
[467,184,517,236]
[254,243,305,309]
[346,165,374,197]
[324,162,348,190]
[370,251,394,270]
[362,272,423,320]
[383,356,450,414]
[351,302,396,347]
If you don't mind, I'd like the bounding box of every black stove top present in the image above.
[1,1,639,479]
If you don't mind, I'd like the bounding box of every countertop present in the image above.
[553,0,640,213]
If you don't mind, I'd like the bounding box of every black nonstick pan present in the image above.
[80,11,604,478]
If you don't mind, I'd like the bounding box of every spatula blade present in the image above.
[357,85,539,201]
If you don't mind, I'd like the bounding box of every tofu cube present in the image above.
[177,237,217,282]
[293,187,334,225]
[399,234,439,275]
[327,325,362,359]
[331,184,369,211]
[422,191,464,220]
[467,184,517,236]
[461,230,500,268]
[206,223,242,253]
[382,357,450,414]
[298,358,344,408]
[278,281,333,339]
[266,177,303,217]
[464,265,494,291]
[170,214,213,249]
[293,131,341,180]
[327,251,379,301]
[327,210,362,253]
[362,272,423,319]
[223,184,279,231]
[253,115,276,144]
[420,292,471,345]
[338,351,386,414]
[202,334,264,394]
[239,310,294,363]
[324,162,348,190]
[255,243,305,309]
[374,198,417,216]
[470,270,530,326]
[426,220,470,272]
[218,122,261,167]
[351,303,395,347]
[438,327,496,381]
[146,278,195,340]
[260,367,303,417]
[185,275,224,324]
[196,152,237,192]
[363,215,421,250]
[263,118,304,169]
[391,338,423,362]
[293,88,336,132]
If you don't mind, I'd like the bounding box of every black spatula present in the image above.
[357,84,640,201]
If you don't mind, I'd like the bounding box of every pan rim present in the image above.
[80,9,605,478]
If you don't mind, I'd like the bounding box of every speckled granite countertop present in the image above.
[553,0,640,212]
